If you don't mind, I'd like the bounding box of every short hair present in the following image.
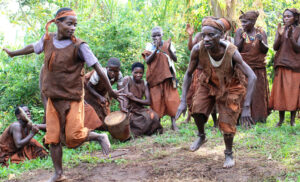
[131,62,144,72]
[107,57,121,67]
[284,9,299,26]
[151,26,163,35]
[55,7,73,21]
[15,105,26,116]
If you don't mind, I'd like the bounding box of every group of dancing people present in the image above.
[0,6,299,182]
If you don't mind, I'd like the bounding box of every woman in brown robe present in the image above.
[269,8,300,126]
[121,62,163,137]
[235,11,270,123]
[0,106,47,166]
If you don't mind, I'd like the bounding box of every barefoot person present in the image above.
[269,8,300,127]
[85,57,124,130]
[142,26,180,131]
[176,17,257,168]
[235,11,270,123]
[121,62,163,137]
[0,105,47,167]
[3,8,114,181]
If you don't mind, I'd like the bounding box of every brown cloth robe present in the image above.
[122,76,162,136]
[42,34,89,148]
[269,27,300,111]
[142,40,180,118]
[84,70,111,124]
[186,68,202,111]
[240,28,270,122]
[0,124,47,166]
[192,41,247,134]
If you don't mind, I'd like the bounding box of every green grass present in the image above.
[0,111,299,181]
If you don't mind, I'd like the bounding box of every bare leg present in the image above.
[184,112,191,123]
[223,134,235,168]
[276,111,285,127]
[290,111,296,126]
[190,114,207,152]
[211,112,218,128]
[48,143,65,182]
[87,132,111,155]
[171,116,179,131]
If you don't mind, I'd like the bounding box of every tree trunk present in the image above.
[210,0,223,18]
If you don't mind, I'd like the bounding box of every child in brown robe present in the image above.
[142,26,180,131]
[3,8,115,182]
[235,11,270,123]
[121,62,163,137]
[0,106,47,167]
[269,8,300,126]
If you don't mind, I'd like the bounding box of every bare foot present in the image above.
[190,137,207,152]
[48,173,66,182]
[223,153,235,168]
[290,120,295,126]
[171,123,179,131]
[98,134,111,155]
[276,121,283,127]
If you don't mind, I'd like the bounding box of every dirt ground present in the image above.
[6,136,287,182]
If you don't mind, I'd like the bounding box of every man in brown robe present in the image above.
[142,26,180,131]
[235,11,270,123]
[0,106,47,167]
[176,17,257,168]
[270,8,300,126]
[85,57,124,130]
[121,62,163,137]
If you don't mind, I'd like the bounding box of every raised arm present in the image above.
[10,123,39,149]
[3,45,34,57]
[256,30,269,54]
[168,41,177,62]
[175,44,200,119]
[287,26,300,53]
[234,28,245,52]
[273,23,284,51]
[145,47,159,64]
[93,63,117,99]
[232,50,257,128]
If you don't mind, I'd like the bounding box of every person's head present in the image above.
[201,18,223,50]
[106,57,121,82]
[15,105,31,122]
[131,62,144,83]
[218,18,232,33]
[283,9,299,26]
[239,11,259,31]
[54,8,77,39]
[151,26,163,45]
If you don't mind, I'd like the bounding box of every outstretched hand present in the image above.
[240,106,254,129]
[175,101,187,120]
[186,23,194,36]
[3,48,14,57]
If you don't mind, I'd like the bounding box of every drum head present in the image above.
[104,111,127,126]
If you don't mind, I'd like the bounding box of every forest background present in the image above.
[0,0,299,180]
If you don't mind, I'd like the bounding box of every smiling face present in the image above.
[241,18,255,31]
[56,16,77,39]
[132,67,144,83]
[16,106,31,122]
[151,28,163,46]
[201,26,221,50]
[283,10,295,26]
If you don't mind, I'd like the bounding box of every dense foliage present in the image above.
[0,0,299,132]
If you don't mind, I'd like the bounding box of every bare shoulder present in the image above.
[9,122,22,132]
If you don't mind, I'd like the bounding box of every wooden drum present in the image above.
[104,111,130,141]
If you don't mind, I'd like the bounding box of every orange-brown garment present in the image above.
[142,40,180,117]
[240,28,269,122]
[149,79,180,118]
[273,27,300,72]
[84,71,111,122]
[186,68,202,111]
[44,98,89,148]
[123,76,162,136]
[0,124,47,167]
[192,41,247,134]
[269,67,300,111]
[142,40,174,87]
[84,103,103,130]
